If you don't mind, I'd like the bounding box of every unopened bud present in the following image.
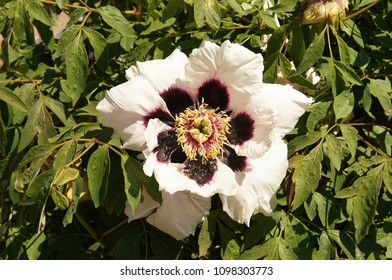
[301,0,348,25]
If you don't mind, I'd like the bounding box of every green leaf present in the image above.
[288,25,305,67]
[0,116,5,155]
[16,157,46,188]
[194,0,221,30]
[109,233,141,259]
[382,162,392,194]
[83,26,107,63]
[65,32,88,105]
[226,0,246,16]
[340,125,361,158]
[336,33,351,65]
[327,230,360,259]
[334,90,354,121]
[36,102,56,145]
[0,85,28,112]
[306,101,332,131]
[341,19,364,48]
[121,155,160,213]
[25,0,52,26]
[20,169,55,205]
[198,217,213,257]
[334,60,363,85]
[63,176,83,226]
[41,95,75,127]
[96,6,136,37]
[293,28,326,76]
[51,187,70,210]
[87,145,110,207]
[279,54,315,89]
[25,231,46,260]
[353,169,383,243]
[288,131,323,156]
[292,145,323,210]
[240,236,277,260]
[368,78,392,116]
[18,144,57,167]
[326,134,343,171]
[53,25,80,59]
[54,140,77,170]
[53,168,79,186]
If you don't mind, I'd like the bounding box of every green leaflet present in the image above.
[334,90,354,121]
[96,5,136,37]
[353,168,383,243]
[65,32,88,105]
[292,145,323,210]
[194,0,221,30]
[292,27,326,76]
[87,145,110,208]
[0,85,28,112]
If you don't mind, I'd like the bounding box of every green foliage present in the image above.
[0,0,391,260]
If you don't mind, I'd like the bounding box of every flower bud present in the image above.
[301,0,348,25]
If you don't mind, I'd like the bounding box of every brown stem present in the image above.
[100,218,128,240]
[39,0,139,15]
[343,0,383,21]
[75,210,100,242]
[360,138,391,160]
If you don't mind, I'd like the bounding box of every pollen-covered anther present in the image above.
[175,103,230,163]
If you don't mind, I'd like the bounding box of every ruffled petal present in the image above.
[146,191,211,240]
[260,83,313,137]
[220,136,288,226]
[143,119,239,197]
[229,98,277,159]
[216,41,264,102]
[96,77,170,151]
[184,40,264,109]
[125,48,188,93]
[145,152,239,197]
[124,189,160,221]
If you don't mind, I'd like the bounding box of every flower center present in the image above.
[175,102,230,163]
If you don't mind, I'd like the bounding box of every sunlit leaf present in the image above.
[334,90,354,121]
[340,125,361,158]
[87,145,110,207]
[293,28,326,76]
[96,5,136,37]
[326,134,343,171]
[0,85,28,112]
[65,32,88,105]
[353,168,383,243]
[292,145,323,210]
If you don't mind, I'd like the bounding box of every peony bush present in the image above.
[0,0,391,260]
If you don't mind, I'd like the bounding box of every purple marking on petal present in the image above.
[228,112,255,145]
[197,78,230,110]
[183,158,217,186]
[143,108,173,127]
[153,129,180,163]
[161,87,194,116]
[220,145,247,172]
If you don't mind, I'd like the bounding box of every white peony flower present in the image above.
[97,40,313,239]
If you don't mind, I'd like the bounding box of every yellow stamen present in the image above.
[175,102,230,163]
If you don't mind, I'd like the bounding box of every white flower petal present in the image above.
[125,49,188,92]
[144,153,239,197]
[142,119,239,197]
[183,40,264,109]
[221,136,288,225]
[216,40,264,99]
[260,83,313,137]
[230,100,277,159]
[146,191,211,240]
[124,189,160,221]
[96,77,170,151]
